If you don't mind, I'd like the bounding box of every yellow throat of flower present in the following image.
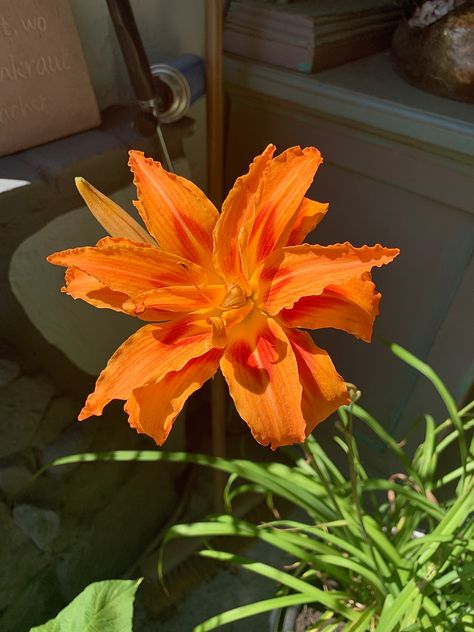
[220,283,248,310]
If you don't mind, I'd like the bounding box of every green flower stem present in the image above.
[304,442,351,540]
[211,369,227,512]
[343,404,384,607]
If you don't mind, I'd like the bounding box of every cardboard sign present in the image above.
[0,0,100,157]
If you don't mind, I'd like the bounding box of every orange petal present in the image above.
[124,349,222,445]
[257,243,399,315]
[286,198,328,246]
[212,145,275,285]
[123,284,226,315]
[220,311,306,449]
[62,267,130,312]
[48,239,210,297]
[221,301,254,330]
[287,329,349,435]
[78,318,218,419]
[75,177,154,244]
[61,267,185,323]
[280,274,381,342]
[207,316,228,348]
[129,151,218,268]
[245,146,323,269]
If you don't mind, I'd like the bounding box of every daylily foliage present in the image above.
[48,145,398,449]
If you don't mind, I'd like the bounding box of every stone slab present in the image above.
[0,502,48,611]
[0,375,54,458]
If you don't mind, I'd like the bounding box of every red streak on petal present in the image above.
[171,212,214,265]
[250,202,278,263]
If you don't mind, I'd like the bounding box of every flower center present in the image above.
[220,283,248,310]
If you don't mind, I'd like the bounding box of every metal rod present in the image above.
[154,122,173,172]
[106,0,156,102]
[206,0,226,512]
[205,0,224,205]
[106,0,174,172]
[211,370,227,513]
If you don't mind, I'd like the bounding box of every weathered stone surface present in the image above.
[56,463,176,601]
[0,358,20,389]
[0,376,54,458]
[13,504,60,551]
[54,412,141,519]
[0,567,64,632]
[0,463,33,498]
[40,420,98,478]
[0,502,47,611]
[33,395,81,449]
[9,200,141,377]
[0,106,193,629]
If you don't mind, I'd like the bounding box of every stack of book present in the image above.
[224,0,400,73]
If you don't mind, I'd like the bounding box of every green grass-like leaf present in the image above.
[39,343,473,632]
[388,343,467,486]
[193,593,325,632]
[197,549,353,616]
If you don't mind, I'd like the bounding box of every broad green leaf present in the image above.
[30,579,142,632]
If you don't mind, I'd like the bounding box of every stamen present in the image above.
[207,316,227,348]
[220,283,247,309]
[177,261,222,309]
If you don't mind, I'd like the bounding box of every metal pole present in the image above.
[106,0,174,172]
[205,0,224,205]
[206,0,226,512]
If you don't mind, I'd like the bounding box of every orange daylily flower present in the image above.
[48,146,399,449]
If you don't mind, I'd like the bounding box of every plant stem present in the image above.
[211,369,227,512]
[305,443,347,528]
[343,405,385,606]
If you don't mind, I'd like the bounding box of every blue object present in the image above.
[167,53,206,105]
